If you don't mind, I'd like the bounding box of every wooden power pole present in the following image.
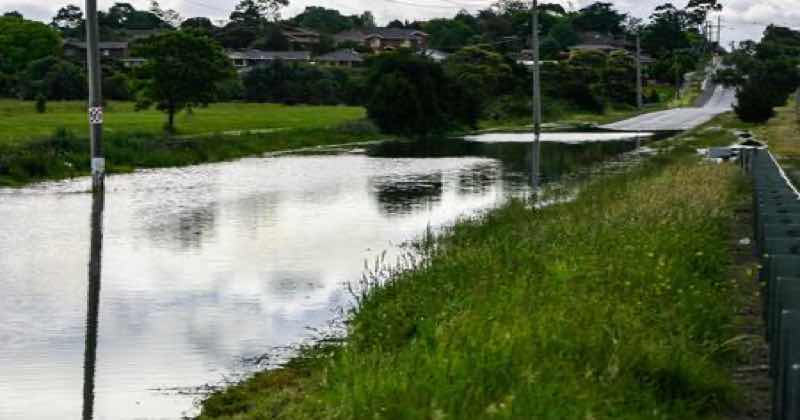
[636,34,643,109]
[82,1,106,420]
[86,0,105,191]
[531,0,542,189]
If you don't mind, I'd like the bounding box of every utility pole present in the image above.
[717,15,722,48]
[86,0,105,192]
[82,1,106,420]
[636,33,643,109]
[531,0,542,189]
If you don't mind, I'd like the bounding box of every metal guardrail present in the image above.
[744,148,800,419]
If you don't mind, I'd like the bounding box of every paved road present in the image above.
[601,84,737,132]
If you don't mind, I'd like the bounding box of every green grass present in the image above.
[199,117,754,419]
[0,101,378,186]
[0,122,382,186]
[0,100,366,146]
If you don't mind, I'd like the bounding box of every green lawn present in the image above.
[0,100,366,145]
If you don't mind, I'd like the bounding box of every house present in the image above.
[228,50,312,70]
[334,28,429,52]
[315,49,363,67]
[63,40,130,61]
[281,25,320,50]
[418,49,450,62]
[568,31,631,54]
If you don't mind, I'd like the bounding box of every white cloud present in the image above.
[2,0,797,43]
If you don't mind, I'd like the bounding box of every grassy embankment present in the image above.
[0,101,378,186]
[199,116,758,419]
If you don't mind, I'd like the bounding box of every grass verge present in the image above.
[198,118,754,419]
[0,122,382,186]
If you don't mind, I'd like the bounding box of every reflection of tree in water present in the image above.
[367,138,640,186]
[456,164,498,195]
[370,173,444,216]
[147,205,218,249]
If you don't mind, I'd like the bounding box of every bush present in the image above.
[35,94,46,113]
[365,51,479,136]
[734,81,776,123]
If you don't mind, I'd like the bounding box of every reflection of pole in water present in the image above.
[82,184,105,420]
[531,0,542,192]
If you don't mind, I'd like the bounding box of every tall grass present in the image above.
[199,134,751,419]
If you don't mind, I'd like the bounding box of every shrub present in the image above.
[734,81,776,123]
[35,94,46,113]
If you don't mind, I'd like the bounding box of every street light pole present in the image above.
[531,0,542,189]
[86,0,105,191]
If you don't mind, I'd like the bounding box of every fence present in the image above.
[746,147,800,420]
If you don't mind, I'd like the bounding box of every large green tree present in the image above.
[133,31,234,131]
[0,16,61,75]
[365,51,479,136]
[572,2,627,35]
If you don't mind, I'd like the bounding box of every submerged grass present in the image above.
[199,120,752,419]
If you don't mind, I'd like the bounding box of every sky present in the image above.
[2,0,799,46]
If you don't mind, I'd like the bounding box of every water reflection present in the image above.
[0,134,653,420]
[83,184,105,420]
[370,173,444,216]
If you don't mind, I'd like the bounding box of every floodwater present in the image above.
[0,134,649,419]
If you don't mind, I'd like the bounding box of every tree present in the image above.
[387,19,405,29]
[290,6,353,34]
[52,4,83,33]
[685,0,722,26]
[149,1,181,28]
[19,56,86,100]
[365,51,478,136]
[356,11,376,30]
[230,0,288,23]
[573,2,627,36]
[181,17,215,34]
[423,18,477,51]
[3,11,22,19]
[735,81,776,123]
[605,50,636,104]
[0,16,61,75]
[642,4,692,58]
[548,21,579,48]
[133,31,234,131]
[444,46,512,100]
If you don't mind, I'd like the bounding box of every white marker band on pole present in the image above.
[88,107,104,125]
[92,158,106,175]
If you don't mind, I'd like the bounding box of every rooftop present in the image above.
[227,50,312,61]
[316,49,363,62]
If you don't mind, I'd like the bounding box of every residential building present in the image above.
[568,31,631,54]
[63,40,130,61]
[228,50,312,70]
[281,25,320,51]
[334,28,429,52]
[315,49,364,67]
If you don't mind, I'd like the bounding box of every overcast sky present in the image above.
[3,0,799,45]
